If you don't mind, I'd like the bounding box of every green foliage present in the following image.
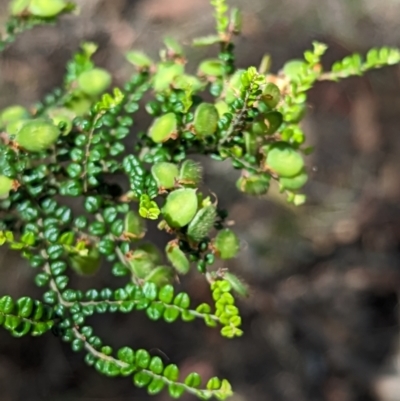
[0,0,400,399]
[0,295,54,337]
[1,0,75,51]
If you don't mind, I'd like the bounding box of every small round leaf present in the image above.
[149,113,177,143]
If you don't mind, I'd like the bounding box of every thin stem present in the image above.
[219,92,250,146]
[73,327,129,368]
[72,327,227,399]
[82,113,103,192]
[94,213,141,285]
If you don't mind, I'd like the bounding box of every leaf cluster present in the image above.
[0,0,400,399]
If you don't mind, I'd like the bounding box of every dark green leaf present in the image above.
[162,306,179,323]
[136,349,150,369]
[148,378,165,395]
[168,383,185,399]
[149,356,164,374]
[173,293,190,309]
[158,285,174,304]
[146,302,165,321]
[163,364,179,381]
[184,372,201,388]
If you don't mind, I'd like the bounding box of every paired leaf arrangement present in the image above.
[1,0,400,399]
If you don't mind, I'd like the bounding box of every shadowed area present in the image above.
[1,1,400,400]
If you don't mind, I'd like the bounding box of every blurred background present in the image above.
[1,0,400,400]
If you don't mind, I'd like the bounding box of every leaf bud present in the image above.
[123,210,146,240]
[263,142,304,178]
[28,0,67,17]
[187,205,217,242]
[162,188,198,228]
[77,68,112,97]
[214,229,240,260]
[179,159,202,187]
[166,242,190,275]
[151,162,179,189]
[148,112,177,143]
[0,175,15,199]
[16,119,60,152]
[193,103,219,137]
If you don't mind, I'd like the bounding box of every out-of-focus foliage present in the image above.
[1,0,400,398]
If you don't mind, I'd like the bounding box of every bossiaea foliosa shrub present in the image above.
[0,0,399,399]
